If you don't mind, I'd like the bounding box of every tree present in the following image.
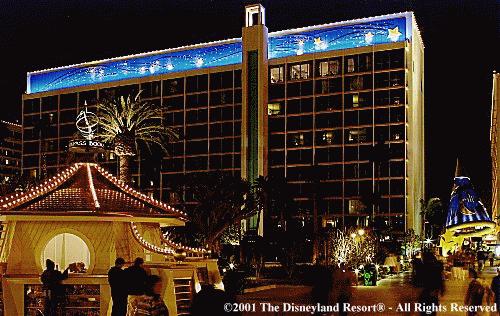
[0,174,38,196]
[420,197,445,239]
[170,172,257,252]
[33,114,54,179]
[253,175,298,233]
[97,91,178,183]
[325,228,376,268]
[401,229,421,258]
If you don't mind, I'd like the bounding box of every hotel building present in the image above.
[0,120,22,182]
[491,71,500,223]
[21,5,424,235]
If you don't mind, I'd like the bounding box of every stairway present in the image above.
[173,277,193,316]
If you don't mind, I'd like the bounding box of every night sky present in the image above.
[0,0,498,207]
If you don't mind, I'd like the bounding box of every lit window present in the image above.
[268,103,281,116]
[319,62,328,77]
[291,134,305,146]
[348,128,367,142]
[352,94,359,107]
[349,76,363,90]
[322,132,333,145]
[347,58,355,73]
[290,63,310,80]
[270,66,284,83]
[319,60,340,77]
[349,199,364,214]
[4,159,8,165]
[109,152,115,160]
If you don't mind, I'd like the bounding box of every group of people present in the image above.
[447,248,496,272]
[108,257,168,316]
[41,256,232,316]
[41,257,168,316]
[412,250,500,316]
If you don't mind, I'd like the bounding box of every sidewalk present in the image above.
[236,266,499,315]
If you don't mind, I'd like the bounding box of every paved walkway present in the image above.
[237,266,499,315]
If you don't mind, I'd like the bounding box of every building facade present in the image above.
[491,71,500,223]
[0,120,21,182]
[22,5,424,235]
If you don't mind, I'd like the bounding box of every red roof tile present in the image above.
[0,163,186,221]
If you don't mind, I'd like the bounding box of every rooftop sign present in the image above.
[27,13,410,94]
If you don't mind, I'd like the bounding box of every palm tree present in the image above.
[419,197,444,239]
[33,114,54,179]
[97,91,178,183]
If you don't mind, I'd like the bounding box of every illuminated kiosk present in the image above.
[0,162,220,315]
[440,160,496,255]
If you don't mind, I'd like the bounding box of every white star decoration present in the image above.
[314,37,327,50]
[365,32,374,44]
[195,57,204,67]
[296,39,305,56]
[387,27,402,42]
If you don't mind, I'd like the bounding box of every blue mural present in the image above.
[445,176,492,228]
[268,17,407,59]
[27,16,408,94]
[28,41,243,94]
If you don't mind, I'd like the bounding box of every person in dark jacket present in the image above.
[311,261,333,315]
[108,257,127,316]
[41,259,69,316]
[191,284,229,316]
[125,257,148,313]
[417,252,445,316]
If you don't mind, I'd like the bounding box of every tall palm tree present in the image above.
[97,91,178,183]
[33,114,54,179]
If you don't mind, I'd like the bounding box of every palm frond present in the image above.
[97,91,178,155]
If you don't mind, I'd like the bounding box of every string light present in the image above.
[130,222,174,255]
[161,231,208,254]
[87,163,100,209]
[0,163,188,221]
[93,164,188,220]
[0,164,79,209]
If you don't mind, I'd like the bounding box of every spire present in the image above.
[454,158,468,178]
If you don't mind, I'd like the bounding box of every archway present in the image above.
[42,233,91,272]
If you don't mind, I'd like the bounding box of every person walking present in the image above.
[332,263,356,316]
[489,251,495,267]
[41,259,69,316]
[311,260,333,315]
[465,270,486,316]
[477,251,485,272]
[417,252,445,316]
[108,257,127,316]
[491,268,500,311]
[125,257,148,315]
[128,275,169,316]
